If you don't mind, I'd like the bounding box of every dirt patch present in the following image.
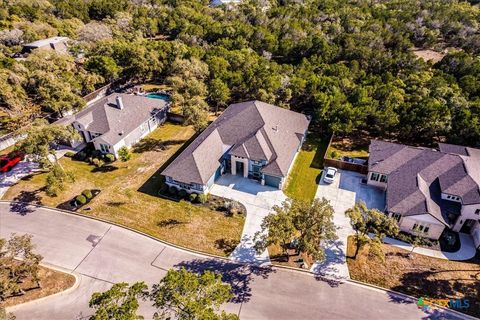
[0,265,76,308]
[412,49,446,63]
[346,236,480,318]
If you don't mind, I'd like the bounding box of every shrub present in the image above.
[224,200,240,215]
[105,153,115,162]
[189,193,198,202]
[198,193,208,204]
[118,146,131,162]
[92,158,104,167]
[75,194,87,205]
[82,189,93,199]
[330,150,339,159]
[168,185,178,195]
[178,189,187,199]
[159,184,169,194]
[92,150,102,158]
[64,151,75,158]
[74,151,86,161]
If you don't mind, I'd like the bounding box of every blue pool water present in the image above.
[145,92,171,101]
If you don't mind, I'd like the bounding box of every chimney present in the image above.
[116,96,124,110]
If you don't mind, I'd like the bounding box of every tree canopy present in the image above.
[1,0,480,146]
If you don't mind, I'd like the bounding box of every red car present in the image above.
[0,151,24,173]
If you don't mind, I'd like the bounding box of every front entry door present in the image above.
[460,219,475,233]
[236,161,244,176]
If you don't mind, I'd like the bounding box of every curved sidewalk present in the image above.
[382,233,477,261]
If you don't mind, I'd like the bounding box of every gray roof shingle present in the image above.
[71,93,167,145]
[162,101,310,185]
[370,140,480,225]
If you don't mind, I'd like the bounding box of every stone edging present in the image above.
[6,262,80,312]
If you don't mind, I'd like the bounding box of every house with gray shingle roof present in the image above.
[367,140,480,248]
[61,93,169,158]
[162,101,310,193]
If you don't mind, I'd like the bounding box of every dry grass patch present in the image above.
[3,123,245,256]
[346,236,480,318]
[0,265,75,308]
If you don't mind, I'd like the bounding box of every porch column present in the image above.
[231,159,236,175]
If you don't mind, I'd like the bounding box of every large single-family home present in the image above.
[57,93,169,157]
[15,36,69,58]
[162,100,310,193]
[367,140,480,248]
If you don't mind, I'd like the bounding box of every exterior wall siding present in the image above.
[398,215,445,240]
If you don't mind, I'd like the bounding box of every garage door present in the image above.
[264,175,281,188]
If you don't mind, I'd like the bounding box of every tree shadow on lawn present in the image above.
[10,188,44,215]
[91,165,119,173]
[389,269,480,318]
[157,218,186,228]
[132,138,187,153]
[175,258,275,304]
[214,238,239,255]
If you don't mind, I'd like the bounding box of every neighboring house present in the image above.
[367,140,480,248]
[15,36,69,58]
[56,93,169,157]
[210,0,241,6]
[162,100,310,193]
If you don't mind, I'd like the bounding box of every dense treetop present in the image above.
[1,0,480,145]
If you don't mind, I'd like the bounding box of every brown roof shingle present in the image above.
[162,101,310,185]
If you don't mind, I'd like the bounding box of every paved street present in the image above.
[311,170,385,280]
[211,174,286,265]
[0,202,461,320]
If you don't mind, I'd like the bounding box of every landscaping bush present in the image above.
[330,150,339,159]
[224,200,240,215]
[75,194,87,205]
[64,151,75,158]
[74,151,86,161]
[198,193,208,204]
[189,193,198,202]
[168,185,178,195]
[92,158,104,167]
[159,184,169,194]
[178,189,187,199]
[82,189,93,199]
[91,150,102,158]
[105,153,115,162]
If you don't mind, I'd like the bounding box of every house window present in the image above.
[100,144,109,153]
[412,223,430,234]
[391,212,402,222]
[370,172,380,181]
[380,174,387,183]
[475,209,480,215]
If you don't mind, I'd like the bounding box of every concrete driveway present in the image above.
[0,161,39,199]
[210,175,286,265]
[312,170,385,280]
[0,202,460,320]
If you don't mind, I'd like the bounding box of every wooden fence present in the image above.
[323,132,369,174]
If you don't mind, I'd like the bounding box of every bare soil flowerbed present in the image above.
[346,236,480,318]
[0,265,75,308]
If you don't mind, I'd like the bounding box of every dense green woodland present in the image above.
[1,0,480,145]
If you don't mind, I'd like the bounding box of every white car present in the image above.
[323,167,338,184]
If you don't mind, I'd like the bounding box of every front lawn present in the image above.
[284,134,328,203]
[346,236,480,318]
[3,123,245,256]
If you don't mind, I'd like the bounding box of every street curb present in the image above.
[5,262,80,312]
[346,279,479,320]
[0,200,232,262]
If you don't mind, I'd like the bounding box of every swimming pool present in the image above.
[145,92,171,102]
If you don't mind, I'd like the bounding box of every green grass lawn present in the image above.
[3,123,245,256]
[284,134,328,203]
